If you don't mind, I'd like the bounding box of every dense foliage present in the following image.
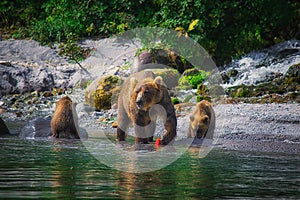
[1,0,299,65]
[179,70,209,89]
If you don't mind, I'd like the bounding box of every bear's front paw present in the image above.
[161,138,174,145]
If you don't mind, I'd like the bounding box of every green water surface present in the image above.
[0,136,299,199]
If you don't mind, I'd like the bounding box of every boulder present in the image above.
[85,75,122,110]
[145,68,180,89]
[286,63,300,78]
[19,117,52,139]
[132,49,193,74]
[0,61,85,95]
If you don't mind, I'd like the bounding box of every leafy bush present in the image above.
[30,0,108,44]
[0,0,299,65]
[58,33,90,64]
[171,97,181,105]
[179,70,209,89]
[196,95,211,102]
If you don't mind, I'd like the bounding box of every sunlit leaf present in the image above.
[188,19,199,32]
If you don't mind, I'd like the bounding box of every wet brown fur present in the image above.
[187,100,215,139]
[117,71,177,145]
[51,96,80,139]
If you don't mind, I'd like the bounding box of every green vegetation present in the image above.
[196,95,211,102]
[179,69,209,89]
[58,33,91,68]
[0,0,299,65]
[185,72,207,89]
[171,97,181,105]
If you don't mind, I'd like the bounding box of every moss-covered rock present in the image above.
[197,83,209,95]
[145,68,180,89]
[221,69,239,84]
[85,75,122,110]
[226,63,300,103]
[196,95,211,102]
[181,68,201,76]
[286,63,300,78]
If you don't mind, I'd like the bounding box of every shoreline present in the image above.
[212,103,300,154]
[0,39,299,154]
[1,101,299,154]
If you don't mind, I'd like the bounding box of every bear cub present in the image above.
[51,96,80,139]
[187,100,215,139]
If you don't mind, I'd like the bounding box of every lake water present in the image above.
[0,136,299,199]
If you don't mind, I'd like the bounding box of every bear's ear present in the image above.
[129,78,138,91]
[154,76,163,85]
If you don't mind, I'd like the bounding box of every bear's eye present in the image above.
[144,90,149,94]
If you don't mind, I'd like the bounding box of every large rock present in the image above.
[85,75,122,110]
[19,117,52,139]
[0,39,89,95]
[145,68,180,89]
[0,40,69,67]
[0,61,82,95]
[132,49,193,74]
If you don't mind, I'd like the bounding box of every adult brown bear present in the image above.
[51,96,80,139]
[187,100,215,139]
[117,71,177,145]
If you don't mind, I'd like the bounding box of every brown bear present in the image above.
[51,96,80,139]
[187,100,215,139]
[117,71,177,145]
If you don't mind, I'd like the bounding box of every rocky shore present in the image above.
[0,38,299,154]
[214,103,300,154]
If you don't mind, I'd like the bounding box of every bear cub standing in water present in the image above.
[187,100,215,139]
[117,71,177,145]
[51,96,80,139]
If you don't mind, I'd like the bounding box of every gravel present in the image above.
[0,38,299,154]
[213,103,300,154]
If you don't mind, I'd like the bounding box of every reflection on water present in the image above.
[0,136,299,199]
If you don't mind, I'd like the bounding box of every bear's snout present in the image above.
[136,99,142,105]
[136,98,143,109]
[196,127,206,138]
